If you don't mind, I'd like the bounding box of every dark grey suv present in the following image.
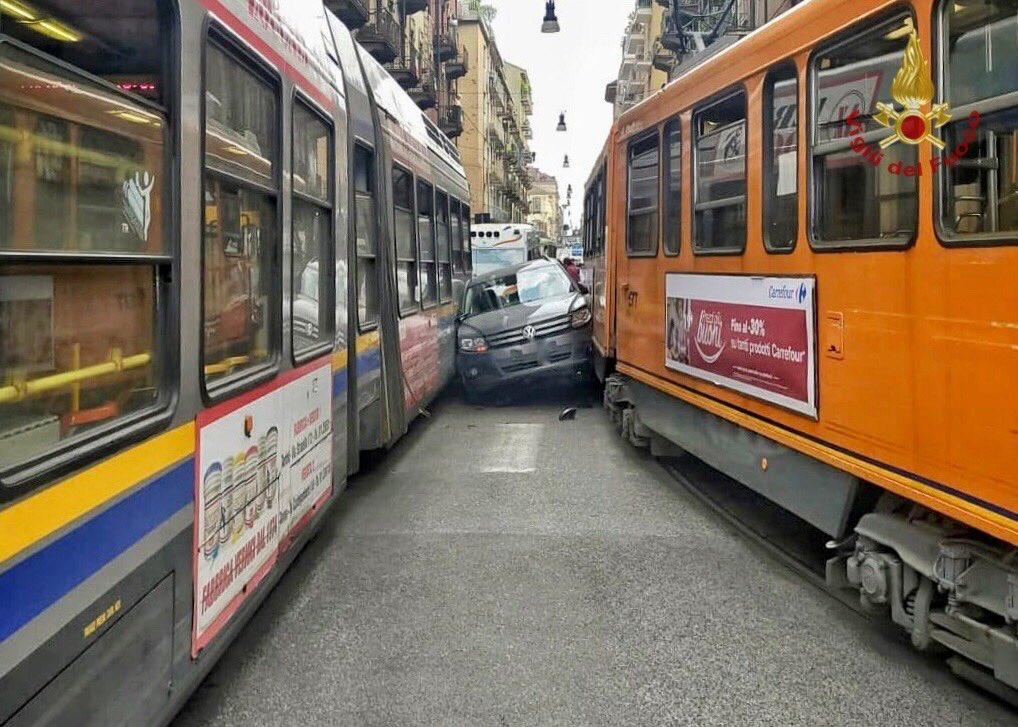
[456,259,592,399]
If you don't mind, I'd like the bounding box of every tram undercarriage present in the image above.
[603,373,1018,704]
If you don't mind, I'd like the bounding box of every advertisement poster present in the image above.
[193,359,333,654]
[665,274,817,418]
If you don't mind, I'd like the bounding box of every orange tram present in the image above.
[584,0,1018,697]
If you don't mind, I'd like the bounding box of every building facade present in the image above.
[329,0,467,138]
[606,0,800,117]
[456,3,533,224]
[526,168,561,247]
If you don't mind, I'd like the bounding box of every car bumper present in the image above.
[456,327,592,392]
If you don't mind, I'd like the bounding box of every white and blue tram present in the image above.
[0,1,469,723]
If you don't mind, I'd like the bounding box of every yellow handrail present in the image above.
[0,350,151,405]
[203,355,251,376]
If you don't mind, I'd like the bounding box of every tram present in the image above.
[0,1,468,723]
[587,0,1018,698]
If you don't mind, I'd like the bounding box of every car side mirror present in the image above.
[577,282,589,295]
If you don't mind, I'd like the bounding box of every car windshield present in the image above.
[464,265,572,315]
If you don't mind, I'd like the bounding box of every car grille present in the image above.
[502,360,541,374]
[486,314,571,348]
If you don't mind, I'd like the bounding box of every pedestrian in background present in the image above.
[562,257,580,284]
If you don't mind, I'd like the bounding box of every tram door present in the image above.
[615,131,663,365]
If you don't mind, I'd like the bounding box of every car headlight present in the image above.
[570,306,592,328]
[459,328,488,352]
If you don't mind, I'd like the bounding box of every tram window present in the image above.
[763,63,799,251]
[663,119,682,255]
[392,166,418,315]
[627,132,660,256]
[417,180,438,307]
[693,90,747,253]
[0,1,167,105]
[291,102,334,357]
[436,191,452,302]
[205,43,277,189]
[938,0,1018,244]
[354,146,379,329]
[461,204,472,273]
[0,47,166,255]
[0,7,172,473]
[451,200,463,275]
[810,15,917,248]
[203,38,279,387]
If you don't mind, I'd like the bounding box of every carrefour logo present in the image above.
[767,283,809,306]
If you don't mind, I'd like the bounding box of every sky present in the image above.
[483,0,633,233]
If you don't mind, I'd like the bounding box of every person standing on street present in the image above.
[562,258,580,285]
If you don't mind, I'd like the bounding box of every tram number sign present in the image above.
[665,273,817,418]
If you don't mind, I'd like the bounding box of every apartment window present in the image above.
[0,11,171,471]
[627,132,659,255]
[436,190,452,301]
[203,38,278,386]
[810,15,916,248]
[417,180,438,307]
[291,101,334,357]
[663,119,682,255]
[763,62,799,251]
[354,146,378,329]
[938,0,1018,244]
[392,166,418,314]
[693,90,746,252]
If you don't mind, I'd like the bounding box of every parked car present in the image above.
[456,259,592,400]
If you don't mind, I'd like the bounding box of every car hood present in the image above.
[459,292,583,336]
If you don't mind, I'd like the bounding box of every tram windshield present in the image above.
[462,264,572,316]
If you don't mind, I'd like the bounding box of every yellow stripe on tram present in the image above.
[0,423,195,564]
[356,331,380,353]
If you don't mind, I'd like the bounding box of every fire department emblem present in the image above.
[874,19,950,149]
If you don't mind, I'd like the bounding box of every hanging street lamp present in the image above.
[541,1,560,33]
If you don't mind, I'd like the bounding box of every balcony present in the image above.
[434,31,457,62]
[324,0,369,29]
[356,7,401,64]
[444,49,468,81]
[439,105,464,139]
[652,42,675,72]
[387,45,421,89]
[604,80,618,103]
[661,27,684,53]
[410,71,438,110]
[403,0,428,15]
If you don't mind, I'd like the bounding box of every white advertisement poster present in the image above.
[665,274,817,418]
[192,359,333,654]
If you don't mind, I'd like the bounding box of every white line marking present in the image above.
[481,423,543,473]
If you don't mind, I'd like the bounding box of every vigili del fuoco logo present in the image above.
[844,18,979,176]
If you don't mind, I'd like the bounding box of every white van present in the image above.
[470,223,541,275]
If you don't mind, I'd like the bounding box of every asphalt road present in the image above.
[174,386,1016,726]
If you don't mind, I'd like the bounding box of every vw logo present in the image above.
[522,325,536,341]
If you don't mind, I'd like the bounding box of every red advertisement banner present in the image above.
[665,274,816,417]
